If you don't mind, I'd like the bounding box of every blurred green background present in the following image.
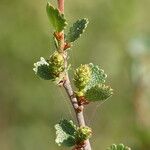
[0,0,150,149]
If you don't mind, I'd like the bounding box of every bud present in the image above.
[49,51,64,67]
[75,91,84,97]
[76,126,92,142]
[49,51,65,77]
[74,64,91,91]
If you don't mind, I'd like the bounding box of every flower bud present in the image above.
[74,64,91,91]
[49,51,64,67]
[49,51,65,77]
[75,91,84,97]
[76,126,92,142]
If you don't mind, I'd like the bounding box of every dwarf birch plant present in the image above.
[33,1,131,150]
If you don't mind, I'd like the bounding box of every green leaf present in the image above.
[85,84,113,102]
[46,2,67,32]
[106,144,131,150]
[84,63,107,91]
[66,18,89,43]
[55,119,77,147]
[33,57,53,80]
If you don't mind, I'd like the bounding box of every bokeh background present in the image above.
[0,0,150,149]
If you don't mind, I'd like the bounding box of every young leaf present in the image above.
[85,84,113,102]
[106,144,131,150]
[66,18,89,43]
[46,2,67,32]
[55,119,77,147]
[33,57,53,80]
[84,63,107,91]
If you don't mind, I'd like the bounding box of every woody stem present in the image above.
[57,0,92,149]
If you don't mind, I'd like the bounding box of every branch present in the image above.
[57,0,92,149]
[57,0,64,13]
[63,74,92,150]
[63,73,85,126]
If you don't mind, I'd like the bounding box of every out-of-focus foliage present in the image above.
[0,0,150,150]
[106,144,131,150]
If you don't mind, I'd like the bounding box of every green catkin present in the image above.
[49,51,65,77]
[74,64,91,91]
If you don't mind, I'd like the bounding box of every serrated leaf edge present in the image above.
[84,63,107,91]
[75,18,89,40]
[54,119,77,147]
[33,57,50,75]
[46,2,67,32]
[66,18,89,43]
